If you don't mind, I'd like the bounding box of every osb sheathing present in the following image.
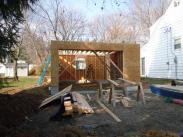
[51,41,140,87]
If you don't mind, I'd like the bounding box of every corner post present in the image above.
[50,41,59,95]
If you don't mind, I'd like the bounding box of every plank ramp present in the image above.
[39,85,72,108]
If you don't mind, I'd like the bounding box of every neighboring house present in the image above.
[0,59,29,77]
[141,0,183,79]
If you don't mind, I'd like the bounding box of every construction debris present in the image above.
[40,85,94,120]
[121,97,133,108]
[107,79,146,105]
[72,92,94,114]
[39,85,72,108]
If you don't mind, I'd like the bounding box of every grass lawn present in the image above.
[141,77,172,85]
[0,77,37,89]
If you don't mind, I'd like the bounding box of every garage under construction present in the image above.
[50,41,140,94]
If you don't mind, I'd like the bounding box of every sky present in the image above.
[43,0,130,21]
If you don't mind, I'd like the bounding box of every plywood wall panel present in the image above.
[59,55,105,81]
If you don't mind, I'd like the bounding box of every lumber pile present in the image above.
[39,85,72,108]
[63,96,73,116]
[72,92,94,114]
[39,85,94,119]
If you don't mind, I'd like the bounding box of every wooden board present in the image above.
[97,100,121,122]
[107,79,120,87]
[72,92,94,114]
[121,98,132,108]
[118,78,137,85]
[39,85,72,108]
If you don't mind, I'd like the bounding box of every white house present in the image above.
[0,60,29,77]
[141,0,183,80]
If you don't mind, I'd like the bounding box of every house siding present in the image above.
[141,0,183,79]
[0,63,29,77]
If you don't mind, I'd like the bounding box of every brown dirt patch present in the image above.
[0,86,49,137]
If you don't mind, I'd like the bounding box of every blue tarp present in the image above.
[150,85,183,99]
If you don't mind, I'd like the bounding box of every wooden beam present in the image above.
[87,94,91,101]
[51,45,59,87]
[86,51,91,54]
[107,79,120,87]
[109,51,115,54]
[118,78,137,85]
[51,41,138,51]
[97,100,122,122]
[72,92,94,114]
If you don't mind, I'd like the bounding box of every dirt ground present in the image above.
[0,82,182,137]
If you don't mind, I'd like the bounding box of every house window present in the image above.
[141,57,145,76]
[174,38,181,50]
[174,0,180,7]
[76,58,86,70]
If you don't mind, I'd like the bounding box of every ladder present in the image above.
[37,55,51,85]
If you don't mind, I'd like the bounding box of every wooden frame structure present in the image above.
[50,41,140,94]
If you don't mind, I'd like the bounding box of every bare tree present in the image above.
[90,0,171,43]
[37,0,86,41]
[12,45,20,81]
[21,13,48,66]
[90,14,138,43]
[129,0,171,43]
[12,34,28,81]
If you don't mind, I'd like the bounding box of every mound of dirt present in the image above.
[0,87,48,137]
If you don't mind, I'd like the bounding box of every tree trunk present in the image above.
[14,59,19,81]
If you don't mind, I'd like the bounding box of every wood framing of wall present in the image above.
[50,41,140,94]
[59,55,105,81]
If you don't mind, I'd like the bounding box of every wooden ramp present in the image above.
[39,85,72,108]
